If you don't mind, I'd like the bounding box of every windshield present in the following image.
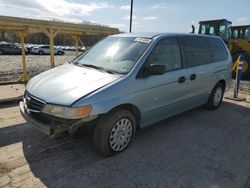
[199,22,230,41]
[74,37,151,74]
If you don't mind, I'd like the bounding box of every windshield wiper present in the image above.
[83,64,115,74]
[74,62,119,74]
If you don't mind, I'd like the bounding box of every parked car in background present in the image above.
[79,46,86,52]
[60,45,86,52]
[0,43,28,55]
[31,45,65,55]
[25,44,38,53]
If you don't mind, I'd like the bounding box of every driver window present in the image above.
[147,38,182,71]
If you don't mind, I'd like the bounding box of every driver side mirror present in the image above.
[146,64,165,75]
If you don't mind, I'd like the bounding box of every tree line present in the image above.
[0,30,104,47]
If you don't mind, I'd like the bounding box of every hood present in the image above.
[26,63,121,106]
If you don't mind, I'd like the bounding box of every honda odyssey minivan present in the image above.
[20,33,232,156]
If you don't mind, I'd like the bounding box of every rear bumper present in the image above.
[20,101,53,136]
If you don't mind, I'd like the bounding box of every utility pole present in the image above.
[129,0,133,33]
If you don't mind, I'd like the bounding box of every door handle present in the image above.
[178,76,186,83]
[190,74,196,80]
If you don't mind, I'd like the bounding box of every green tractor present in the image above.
[197,19,250,80]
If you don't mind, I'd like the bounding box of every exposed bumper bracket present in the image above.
[20,101,53,136]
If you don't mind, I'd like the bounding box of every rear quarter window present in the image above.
[179,36,211,67]
[207,38,228,62]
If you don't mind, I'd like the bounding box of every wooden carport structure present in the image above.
[0,15,119,81]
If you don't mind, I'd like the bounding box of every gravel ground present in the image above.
[0,52,76,82]
[0,93,250,188]
[232,80,250,92]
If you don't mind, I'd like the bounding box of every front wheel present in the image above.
[93,109,136,157]
[205,82,225,110]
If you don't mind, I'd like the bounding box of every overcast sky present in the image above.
[0,0,249,33]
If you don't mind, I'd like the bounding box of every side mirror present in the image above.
[147,64,165,75]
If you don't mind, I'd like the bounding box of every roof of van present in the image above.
[111,33,160,38]
[111,32,221,39]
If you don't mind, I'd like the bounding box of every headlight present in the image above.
[42,104,92,119]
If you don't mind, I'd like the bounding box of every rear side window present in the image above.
[147,38,182,71]
[207,38,228,62]
[180,36,211,67]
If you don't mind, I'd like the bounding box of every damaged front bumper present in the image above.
[19,101,98,137]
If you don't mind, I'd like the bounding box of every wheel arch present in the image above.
[108,103,141,129]
[217,79,226,91]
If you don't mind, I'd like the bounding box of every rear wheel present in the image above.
[205,82,225,110]
[38,51,44,55]
[93,109,136,157]
[0,50,3,55]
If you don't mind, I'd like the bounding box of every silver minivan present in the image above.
[20,33,232,156]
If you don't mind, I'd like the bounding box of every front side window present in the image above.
[147,38,182,72]
[76,37,150,74]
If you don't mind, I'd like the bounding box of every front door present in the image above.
[138,37,189,127]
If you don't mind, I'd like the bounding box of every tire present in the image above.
[38,51,44,55]
[205,82,225,110]
[93,109,136,157]
[0,50,4,55]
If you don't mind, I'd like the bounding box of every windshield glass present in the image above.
[75,37,151,74]
[199,22,230,41]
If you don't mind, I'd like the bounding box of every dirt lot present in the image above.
[0,52,76,82]
[0,93,250,188]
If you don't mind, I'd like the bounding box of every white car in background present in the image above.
[31,45,65,55]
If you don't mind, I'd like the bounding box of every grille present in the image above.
[24,91,46,112]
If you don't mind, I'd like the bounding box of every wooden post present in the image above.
[18,31,30,82]
[49,28,55,68]
[72,35,79,57]
[40,27,60,68]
